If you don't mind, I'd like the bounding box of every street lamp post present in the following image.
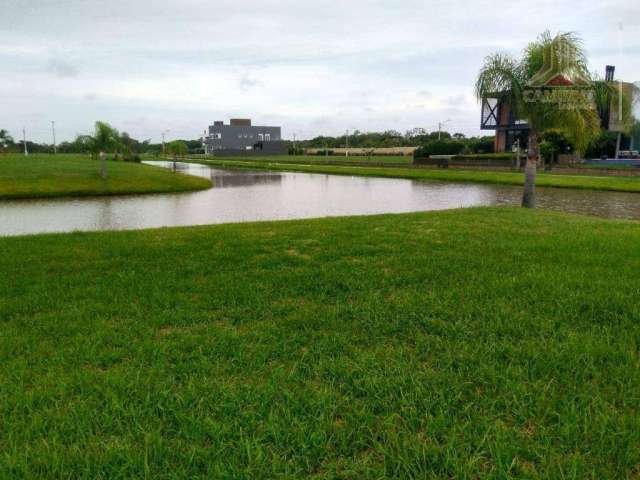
[161,129,170,157]
[438,119,451,140]
[23,127,28,156]
[51,121,57,154]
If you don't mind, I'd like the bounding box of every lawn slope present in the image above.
[1,208,639,478]
[0,154,211,199]
[194,157,640,193]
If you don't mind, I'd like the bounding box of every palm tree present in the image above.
[89,121,121,178]
[166,140,188,171]
[476,32,602,208]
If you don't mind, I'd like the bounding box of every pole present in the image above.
[345,129,349,157]
[23,127,28,156]
[162,132,166,157]
[51,121,57,154]
[438,119,451,141]
[293,133,297,156]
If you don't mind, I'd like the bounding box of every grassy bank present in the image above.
[186,154,413,165]
[193,157,640,193]
[1,208,639,478]
[0,154,211,199]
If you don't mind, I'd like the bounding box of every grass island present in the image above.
[0,154,211,200]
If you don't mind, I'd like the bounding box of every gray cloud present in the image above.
[46,59,78,77]
[238,74,263,92]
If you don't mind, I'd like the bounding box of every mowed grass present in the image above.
[186,154,413,165]
[0,154,211,199]
[1,208,640,478]
[258,154,412,165]
[194,157,640,193]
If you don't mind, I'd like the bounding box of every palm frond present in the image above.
[475,53,524,106]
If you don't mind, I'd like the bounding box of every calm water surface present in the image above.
[1,161,639,236]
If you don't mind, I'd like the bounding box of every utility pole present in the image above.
[293,133,297,156]
[23,127,28,156]
[438,119,451,141]
[161,129,170,157]
[615,22,623,159]
[345,129,349,157]
[51,121,57,154]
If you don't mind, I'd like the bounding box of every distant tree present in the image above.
[184,139,204,154]
[585,131,618,159]
[465,136,495,154]
[427,131,451,140]
[0,129,14,152]
[74,135,94,153]
[166,140,188,158]
[631,121,640,150]
[453,132,466,140]
[540,129,573,169]
[415,140,466,157]
[120,132,142,160]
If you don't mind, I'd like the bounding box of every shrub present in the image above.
[585,131,617,159]
[414,140,466,157]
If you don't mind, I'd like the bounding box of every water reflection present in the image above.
[165,161,283,188]
[0,161,639,237]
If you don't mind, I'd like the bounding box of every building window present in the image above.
[258,134,264,141]
[265,134,270,141]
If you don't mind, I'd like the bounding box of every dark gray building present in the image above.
[202,118,285,155]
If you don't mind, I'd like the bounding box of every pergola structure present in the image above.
[480,94,529,153]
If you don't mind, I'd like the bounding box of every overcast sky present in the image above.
[1,0,638,143]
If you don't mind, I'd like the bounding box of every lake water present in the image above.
[1,161,639,236]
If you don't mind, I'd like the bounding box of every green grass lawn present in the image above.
[573,163,638,170]
[185,154,413,165]
[276,154,412,165]
[0,154,211,199]
[1,208,639,478]
[192,157,640,193]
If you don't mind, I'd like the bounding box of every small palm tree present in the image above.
[89,121,121,178]
[476,32,603,207]
[166,140,188,171]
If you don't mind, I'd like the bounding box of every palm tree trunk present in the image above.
[99,151,107,179]
[522,131,538,208]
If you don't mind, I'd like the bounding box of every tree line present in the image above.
[0,124,203,158]
[289,130,497,156]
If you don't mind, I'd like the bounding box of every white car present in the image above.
[619,150,639,159]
